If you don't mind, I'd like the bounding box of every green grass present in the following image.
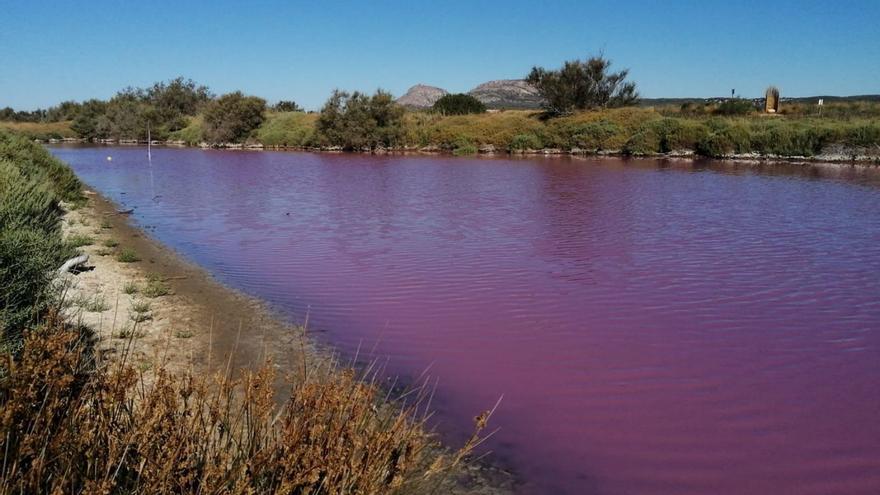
[102,238,119,248]
[167,115,205,145]
[66,233,93,248]
[116,248,140,263]
[255,111,317,147]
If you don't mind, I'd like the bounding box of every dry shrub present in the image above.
[0,311,492,494]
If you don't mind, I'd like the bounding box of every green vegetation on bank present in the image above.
[6,103,880,160]
[0,132,81,347]
[433,93,487,115]
[2,54,879,159]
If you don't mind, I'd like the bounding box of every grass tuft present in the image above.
[142,278,171,298]
[81,294,110,313]
[116,247,140,263]
[66,233,93,248]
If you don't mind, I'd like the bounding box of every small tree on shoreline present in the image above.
[315,90,404,150]
[527,55,639,116]
[202,92,267,143]
[432,94,486,115]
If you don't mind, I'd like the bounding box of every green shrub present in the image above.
[202,92,267,143]
[0,161,63,235]
[451,137,478,155]
[714,99,756,116]
[432,94,486,115]
[0,228,68,339]
[315,90,405,150]
[697,131,736,157]
[566,120,621,151]
[508,133,542,151]
[0,131,82,202]
[0,145,76,341]
[623,129,660,155]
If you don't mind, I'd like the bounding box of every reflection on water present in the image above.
[52,146,880,495]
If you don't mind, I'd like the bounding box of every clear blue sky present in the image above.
[1,0,878,110]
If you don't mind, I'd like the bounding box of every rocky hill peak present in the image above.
[396,84,448,108]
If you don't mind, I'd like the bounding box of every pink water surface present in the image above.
[52,146,880,494]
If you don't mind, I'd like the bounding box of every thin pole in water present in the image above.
[147,122,152,162]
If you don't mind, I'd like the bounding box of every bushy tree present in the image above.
[315,90,404,150]
[102,89,151,140]
[70,99,109,139]
[432,94,486,115]
[147,77,212,130]
[0,107,48,123]
[527,55,639,115]
[202,92,267,143]
[273,100,303,112]
[45,101,83,122]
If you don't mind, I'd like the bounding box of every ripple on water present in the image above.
[52,146,880,495]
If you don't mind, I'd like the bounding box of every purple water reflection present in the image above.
[51,146,880,494]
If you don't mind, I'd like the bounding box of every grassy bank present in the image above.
[0,130,503,494]
[0,120,77,141]
[10,104,880,161]
[255,107,880,160]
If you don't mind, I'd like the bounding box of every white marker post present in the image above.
[817,99,824,117]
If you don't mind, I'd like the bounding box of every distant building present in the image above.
[764,86,780,113]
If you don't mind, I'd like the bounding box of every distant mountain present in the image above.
[467,79,544,109]
[396,84,448,108]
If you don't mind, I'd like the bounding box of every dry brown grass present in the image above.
[0,120,76,140]
[0,311,494,494]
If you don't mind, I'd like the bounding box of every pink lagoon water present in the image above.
[52,146,880,494]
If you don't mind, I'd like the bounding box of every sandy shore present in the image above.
[59,189,319,382]
[59,189,515,494]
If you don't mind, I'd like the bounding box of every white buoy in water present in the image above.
[106,156,112,162]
